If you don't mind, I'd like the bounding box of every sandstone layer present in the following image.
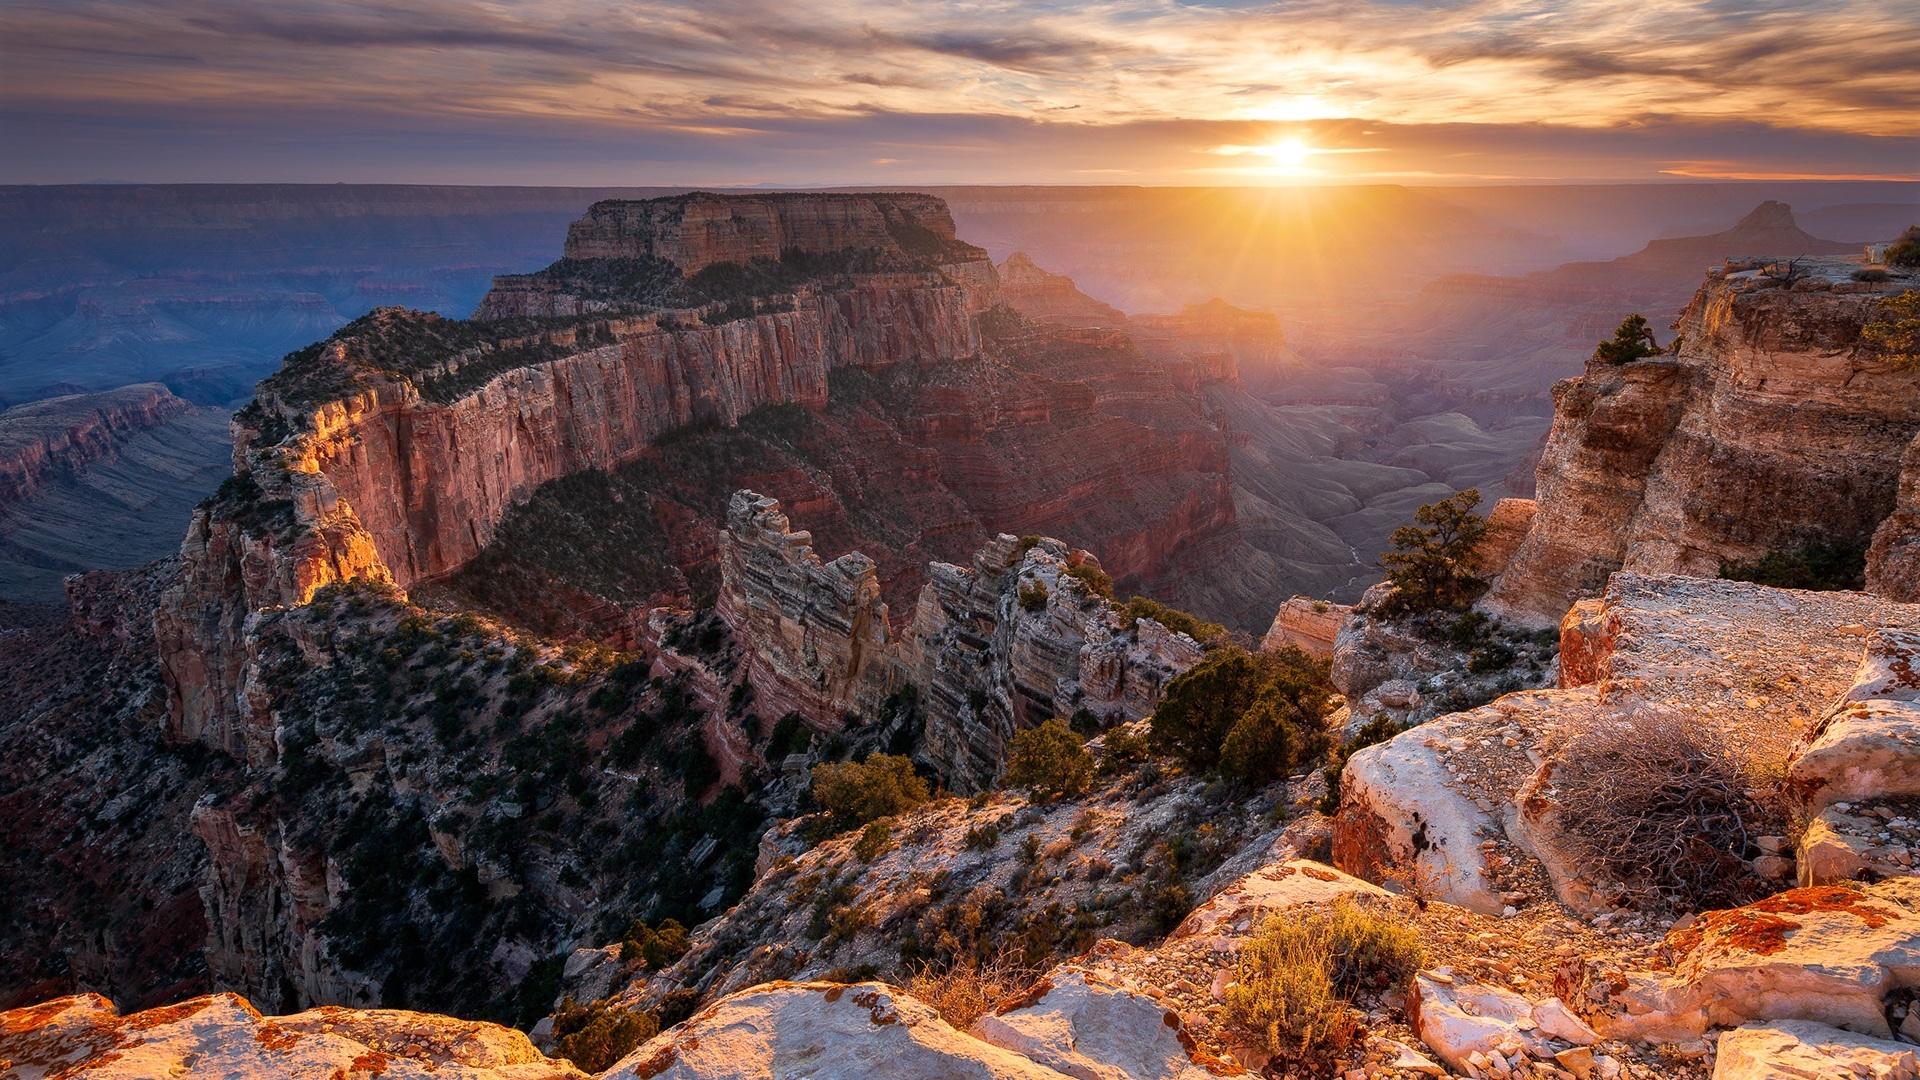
[0,383,194,505]
[1484,261,1920,627]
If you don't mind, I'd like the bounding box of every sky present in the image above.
[3,0,1918,185]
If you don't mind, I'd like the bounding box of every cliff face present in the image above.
[1484,261,1920,626]
[561,192,984,272]
[715,490,1204,787]
[0,383,193,504]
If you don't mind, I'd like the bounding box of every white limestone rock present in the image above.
[970,967,1227,1080]
[1713,1019,1919,1080]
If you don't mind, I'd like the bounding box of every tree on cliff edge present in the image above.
[1594,314,1664,364]
[1379,488,1491,615]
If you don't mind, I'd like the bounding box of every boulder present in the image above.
[1407,973,1553,1074]
[1791,628,1920,813]
[0,992,585,1080]
[1800,803,1920,886]
[971,967,1237,1080]
[1562,881,1920,1042]
[599,981,1074,1080]
[1260,597,1351,661]
[1170,859,1388,941]
[1713,1019,1919,1080]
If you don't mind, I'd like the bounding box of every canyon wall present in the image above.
[0,383,193,504]
[562,192,984,271]
[1484,261,1920,627]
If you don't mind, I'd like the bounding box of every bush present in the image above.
[1017,578,1050,612]
[765,712,812,759]
[1379,489,1491,616]
[1887,225,1920,270]
[809,754,930,829]
[1122,596,1231,649]
[1098,724,1152,773]
[551,1000,660,1073]
[1225,898,1422,1072]
[1151,647,1334,774]
[853,820,893,861]
[1064,562,1114,599]
[1719,541,1866,591]
[1318,714,1405,814]
[1004,719,1095,801]
[1593,314,1664,364]
[621,918,691,970]
[1862,289,1920,369]
[1549,713,1781,910]
[905,959,1037,1030]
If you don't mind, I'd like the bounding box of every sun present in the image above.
[1258,137,1317,172]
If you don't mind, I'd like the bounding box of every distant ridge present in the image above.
[1537,200,1857,285]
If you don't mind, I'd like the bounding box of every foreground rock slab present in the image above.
[600,981,1075,1080]
[971,965,1240,1080]
[1563,880,1920,1042]
[1713,1018,1918,1080]
[0,992,585,1079]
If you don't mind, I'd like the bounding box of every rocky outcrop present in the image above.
[601,981,1071,1080]
[1713,1019,1920,1080]
[1560,880,1920,1043]
[1260,596,1350,660]
[560,192,988,273]
[970,966,1234,1080]
[994,252,1125,327]
[1484,263,1920,627]
[0,992,586,1079]
[902,534,1203,786]
[1336,572,1920,914]
[1869,429,1920,601]
[717,490,896,731]
[0,383,196,505]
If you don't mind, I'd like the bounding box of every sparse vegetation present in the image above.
[1886,225,1920,270]
[905,959,1037,1030]
[809,754,930,830]
[1593,314,1664,365]
[1150,646,1334,777]
[1225,898,1423,1072]
[853,820,894,861]
[551,999,660,1073]
[621,918,691,970]
[1379,488,1491,616]
[1549,712,1783,910]
[1719,541,1866,591]
[1862,289,1920,369]
[1121,596,1231,649]
[1017,578,1050,612]
[1064,562,1114,599]
[1003,718,1095,801]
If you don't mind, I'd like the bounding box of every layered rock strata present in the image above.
[1259,596,1351,660]
[0,383,194,504]
[715,490,1204,783]
[1484,262,1920,627]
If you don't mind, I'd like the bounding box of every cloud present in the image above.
[0,0,1914,182]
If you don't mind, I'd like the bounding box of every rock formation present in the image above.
[1259,597,1350,660]
[717,490,896,731]
[0,384,194,505]
[0,992,587,1079]
[1484,260,1920,627]
[992,252,1125,327]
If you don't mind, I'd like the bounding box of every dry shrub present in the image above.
[905,958,1039,1030]
[1551,712,1783,910]
[1226,898,1422,1071]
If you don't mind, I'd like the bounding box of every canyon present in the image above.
[5,189,1920,1080]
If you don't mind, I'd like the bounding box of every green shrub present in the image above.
[1225,899,1422,1072]
[551,1000,660,1073]
[1719,541,1866,591]
[1064,562,1114,599]
[965,822,1003,850]
[810,754,930,829]
[621,917,691,970]
[1379,489,1491,616]
[1151,647,1334,775]
[1004,719,1095,801]
[1886,225,1920,270]
[1098,724,1152,773]
[853,821,893,861]
[1017,578,1050,612]
[1318,715,1405,814]
[766,712,812,759]
[1862,289,1920,369]
[1593,314,1664,364]
[1123,596,1231,649]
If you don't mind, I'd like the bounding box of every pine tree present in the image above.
[1594,314,1663,364]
